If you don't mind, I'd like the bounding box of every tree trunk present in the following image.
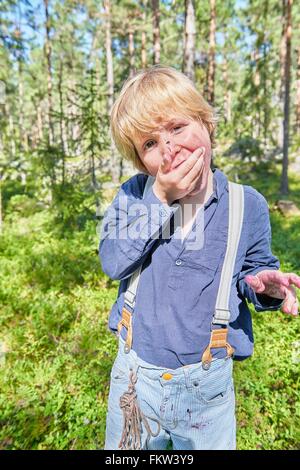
[277,0,286,148]
[252,48,261,140]
[141,0,147,69]
[183,0,195,82]
[89,27,102,89]
[0,179,2,235]
[279,0,286,102]
[222,53,231,123]
[207,0,216,104]
[31,97,43,146]
[58,56,68,186]
[18,59,28,152]
[263,41,268,149]
[280,0,292,196]
[37,101,44,143]
[152,0,160,65]
[104,0,121,184]
[295,47,300,134]
[5,103,16,158]
[67,76,81,156]
[43,0,54,146]
[128,26,135,77]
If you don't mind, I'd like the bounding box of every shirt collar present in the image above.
[211,167,228,201]
[202,168,228,209]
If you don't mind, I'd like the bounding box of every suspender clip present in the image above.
[117,307,133,354]
[201,328,235,370]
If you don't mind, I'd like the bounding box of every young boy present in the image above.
[99,66,300,450]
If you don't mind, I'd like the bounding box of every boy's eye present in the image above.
[144,140,156,150]
[142,124,185,151]
[172,124,185,133]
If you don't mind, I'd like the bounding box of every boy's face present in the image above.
[134,116,212,196]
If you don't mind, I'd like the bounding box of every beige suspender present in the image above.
[201,182,244,369]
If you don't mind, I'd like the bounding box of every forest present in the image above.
[0,0,299,450]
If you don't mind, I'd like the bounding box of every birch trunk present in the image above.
[43,0,54,146]
[104,0,121,184]
[183,0,195,82]
[0,179,2,235]
[295,47,300,134]
[5,103,16,158]
[280,0,292,195]
[207,0,216,104]
[222,55,231,123]
[58,56,68,185]
[152,0,160,65]
[128,27,135,77]
[18,60,28,152]
[141,0,147,69]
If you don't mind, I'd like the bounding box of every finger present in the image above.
[244,274,265,293]
[181,153,204,188]
[258,270,290,288]
[291,297,299,316]
[281,286,297,315]
[176,147,205,177]
[287,273,300,289]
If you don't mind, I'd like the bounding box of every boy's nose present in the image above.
[161,136,179,158]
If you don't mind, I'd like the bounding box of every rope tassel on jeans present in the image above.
[118,370,160,450]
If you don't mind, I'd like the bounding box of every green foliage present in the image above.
[51,182,98,232]
[223,136,264,161]
[0,164,299,450]
[6,194,43,218]
[0,210,118,449]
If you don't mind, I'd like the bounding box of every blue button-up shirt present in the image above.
[99,168,282,369]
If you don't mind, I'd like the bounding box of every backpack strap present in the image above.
[201,181,244,369]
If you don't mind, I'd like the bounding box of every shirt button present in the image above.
[175,259,182,266]
[159,207,167,216]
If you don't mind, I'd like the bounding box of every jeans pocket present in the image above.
[110,354,129,382]
[193,359,234,407]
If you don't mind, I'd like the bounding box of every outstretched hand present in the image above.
[245,270,300,316]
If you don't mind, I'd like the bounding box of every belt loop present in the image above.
[183,367,192,390]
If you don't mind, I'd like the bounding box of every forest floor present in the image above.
[0,164,299,450]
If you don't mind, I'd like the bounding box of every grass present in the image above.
[0,164,299,449]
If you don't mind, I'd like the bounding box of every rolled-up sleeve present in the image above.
[238,192,284,312]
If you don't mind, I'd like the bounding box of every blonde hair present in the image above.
[110,65,217,173]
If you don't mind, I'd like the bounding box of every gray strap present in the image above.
[124,176,155,309]
[213,182,244,325]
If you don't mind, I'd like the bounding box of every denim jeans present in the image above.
[105,336,236,450]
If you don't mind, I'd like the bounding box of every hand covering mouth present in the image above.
[171,158,186,170]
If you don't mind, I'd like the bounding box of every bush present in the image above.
[6,194,43,218]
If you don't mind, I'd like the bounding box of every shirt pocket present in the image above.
[172,231,226,299]
[185,231,227,273]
